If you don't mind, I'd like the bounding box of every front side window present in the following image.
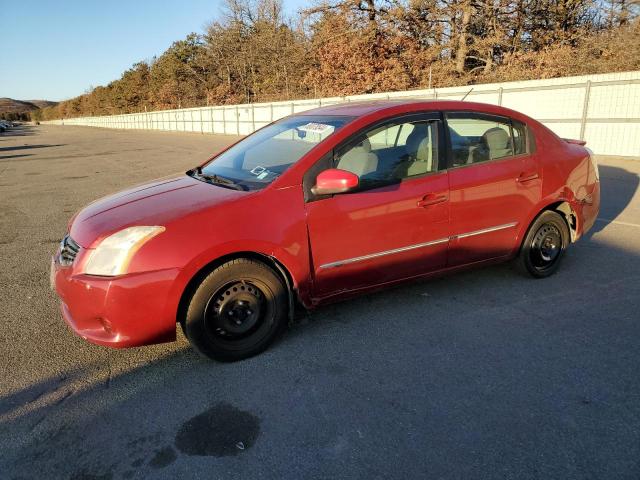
[334,119,440,188]
[196,115,352,190]
[446,114,524,166]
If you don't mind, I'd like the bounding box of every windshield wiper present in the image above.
[190,167,246,191]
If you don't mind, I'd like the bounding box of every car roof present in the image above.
[299,99,439,117]
[296,98,536,125]
[298,100,437,116]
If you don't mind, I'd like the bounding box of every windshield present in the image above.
[195,115,353,191]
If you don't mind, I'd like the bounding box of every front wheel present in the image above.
[516,210,570,278]
[183,259,288,361]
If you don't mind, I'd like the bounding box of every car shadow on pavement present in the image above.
[587,164,639,236]
[3,234,640,479]
[0,370,73,418]
[0,144,65,153]
[0,154,35,161]
[1,161,639,479]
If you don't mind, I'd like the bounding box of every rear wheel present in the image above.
[516,210,570,278]
[183,259,288,361]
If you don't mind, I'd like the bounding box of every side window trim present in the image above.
[443,110,531,169]
[510,118,535,155]
[393,124,404,147]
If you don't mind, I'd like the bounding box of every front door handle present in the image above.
[417,194,447,208]
[517,172,539,183]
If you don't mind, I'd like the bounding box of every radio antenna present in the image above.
[461,88,473,101]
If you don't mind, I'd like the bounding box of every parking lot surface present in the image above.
[1,124,639,479]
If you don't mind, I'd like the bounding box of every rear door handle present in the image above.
[417,194,447,208]
[517,172,539,183]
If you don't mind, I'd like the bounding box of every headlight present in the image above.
[83,226,165,276]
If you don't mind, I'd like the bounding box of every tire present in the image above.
[515,210,570,278]
[183,259,288,361]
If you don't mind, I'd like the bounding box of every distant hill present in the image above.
[26,99,58,110]
[0,98,58,114]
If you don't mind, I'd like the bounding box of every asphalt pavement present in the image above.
[1,124,639,479]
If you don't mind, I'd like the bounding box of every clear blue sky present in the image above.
[0,0,309,101]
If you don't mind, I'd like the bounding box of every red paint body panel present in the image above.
[51,100,600,348]
[52,257,180,346]
[448,153,541,264]
[70,175,245,249]
[306,171,449,299]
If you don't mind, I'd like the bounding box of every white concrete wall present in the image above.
[44,70,640,156]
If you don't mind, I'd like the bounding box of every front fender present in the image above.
[167,238,313,323]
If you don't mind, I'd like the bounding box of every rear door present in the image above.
[304,113,450,298]
[445,112,541,265]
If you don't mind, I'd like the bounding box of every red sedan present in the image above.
[51,100,600,361]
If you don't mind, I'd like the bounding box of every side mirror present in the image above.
[312,168,359,195]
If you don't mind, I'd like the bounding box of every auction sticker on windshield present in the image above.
[298,122,334,134]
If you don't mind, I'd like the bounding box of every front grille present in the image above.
[59,235,80,266]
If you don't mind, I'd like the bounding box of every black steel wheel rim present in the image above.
[204,281,267,340]
[530,223,562,270]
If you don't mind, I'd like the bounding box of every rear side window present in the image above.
[445,113,528,167]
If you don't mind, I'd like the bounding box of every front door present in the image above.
[305,114,450,299]
[445,112,541,265]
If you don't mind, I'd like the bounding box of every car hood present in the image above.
[70,174,246,248]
